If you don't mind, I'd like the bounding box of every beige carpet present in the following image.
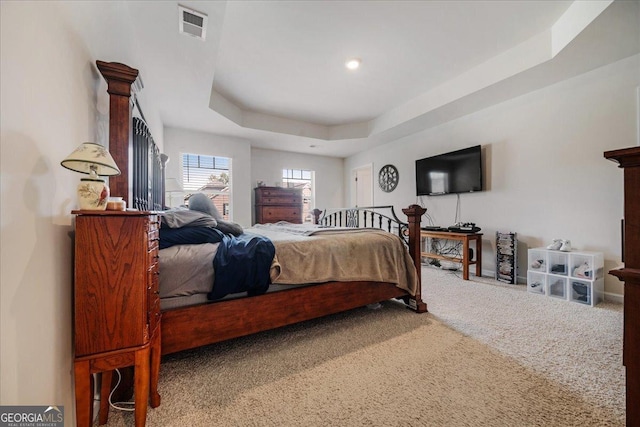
[99,268,625,426]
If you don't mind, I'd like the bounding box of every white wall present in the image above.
[345,54,640,298]
[0,2,161,425]
[161,133,344,227]
[250,148,344,223]
[163,127,253,226]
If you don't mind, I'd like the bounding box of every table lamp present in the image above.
[61,142,121,210]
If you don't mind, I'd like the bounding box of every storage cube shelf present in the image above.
[526,248,604,306]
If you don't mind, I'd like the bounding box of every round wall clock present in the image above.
[378,164,399,192]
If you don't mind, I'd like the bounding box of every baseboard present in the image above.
[486,270,625,303]
[433,268,624,303]
[604,292,624,304]
[428,266,626,306]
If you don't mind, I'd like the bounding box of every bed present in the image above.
[96,60,428,359]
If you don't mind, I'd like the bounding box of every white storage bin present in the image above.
[547,251,569,276]
[569,279,592,305]
[569,252,604,280]
[528,249,547,273]
[569,277,604,307]
[547,275,567,300]
[527,271,546,295]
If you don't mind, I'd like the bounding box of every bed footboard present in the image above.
[314,205,427,312]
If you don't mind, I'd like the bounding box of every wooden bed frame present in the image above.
[96,60,428,358]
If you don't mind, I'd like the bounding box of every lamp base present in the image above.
[78,178,109,210]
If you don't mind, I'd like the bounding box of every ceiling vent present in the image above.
[178,5,207,40]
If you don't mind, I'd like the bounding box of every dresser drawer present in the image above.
[149,213,160,227]
[148,263,159,293]
[148,297,161,334]
[255,187,301,200]
[147,262,160,333]
[260,206,302,223]
[257,195,302,205]
[148,242,159,267]
[148,228,159,246]
[255,187,299,196]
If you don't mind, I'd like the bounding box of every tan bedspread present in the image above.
[248,224,418,296]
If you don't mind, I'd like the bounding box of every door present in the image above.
[351,164,373,207]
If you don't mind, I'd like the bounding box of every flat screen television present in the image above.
[415,145,483,196]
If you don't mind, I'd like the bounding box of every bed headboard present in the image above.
[132,117,165,210]
[97,60,166,210]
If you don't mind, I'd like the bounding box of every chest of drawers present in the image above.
[72,210,161,426]
[255,186,303,224]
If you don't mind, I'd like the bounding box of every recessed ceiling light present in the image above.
[345,58,361,70]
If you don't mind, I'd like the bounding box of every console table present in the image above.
[420,231,482,280]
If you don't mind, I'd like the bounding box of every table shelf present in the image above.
[420,231,482,280]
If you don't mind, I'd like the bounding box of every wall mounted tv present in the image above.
[415,145,483,196]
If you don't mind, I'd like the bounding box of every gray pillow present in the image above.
[188,193,222,220]
[160,209,217,229]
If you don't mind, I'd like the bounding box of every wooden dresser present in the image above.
[604,147,640,427]
[72,210,161,427]
[254,186,303,224]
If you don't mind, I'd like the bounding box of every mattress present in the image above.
[159,243,218,299]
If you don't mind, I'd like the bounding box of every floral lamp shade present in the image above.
[61,142,121,210]
[61,142,120,177]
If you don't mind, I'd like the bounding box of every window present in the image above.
[282,168,314,222]
[182,153,232,220]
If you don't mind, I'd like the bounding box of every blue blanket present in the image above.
[209,232,275,300]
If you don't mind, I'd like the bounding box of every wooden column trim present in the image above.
[403,204,428,312]
[96,61,139,207]
[605,146,640,168]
